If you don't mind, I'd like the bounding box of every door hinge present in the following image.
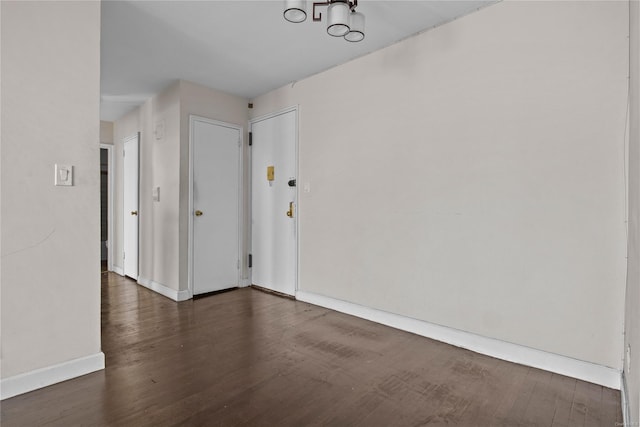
[249,132,252,146]
[123,251,125,259]
[248,254,252,268]
[237,259,240,269]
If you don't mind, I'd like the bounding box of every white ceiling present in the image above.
[101,0,496,121]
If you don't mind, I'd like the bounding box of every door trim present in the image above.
[188,115,244,299]
[100,143,114,272]
[248,105,300,295]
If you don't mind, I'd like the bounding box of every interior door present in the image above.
[191,117,241,295]
[251,109,297,296]
[123,133,139,280]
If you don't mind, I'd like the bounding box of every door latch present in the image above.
[286,202,294,218]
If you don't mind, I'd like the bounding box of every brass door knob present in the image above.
[131,211,138,216]
[195,210,203,217]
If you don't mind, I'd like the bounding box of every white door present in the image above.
[191,117,241,295]
[123,133,139,280]
[251,109,297,296]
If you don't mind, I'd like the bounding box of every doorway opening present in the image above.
[100,144,114,273]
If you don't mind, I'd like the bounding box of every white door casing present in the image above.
[189,116,242,296]
[123,133,139,280]
[250,108,298,296]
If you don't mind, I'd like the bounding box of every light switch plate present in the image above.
[55,164,73,186]
[154,120,165,140]
[152,186,160,201]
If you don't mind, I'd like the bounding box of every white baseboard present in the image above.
[621,371,631,425]
[1,352,105,400]
[112,265,124,276]
[296,290,621,390]
[137,276,191,302]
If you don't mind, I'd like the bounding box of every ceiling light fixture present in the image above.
[284,0,365,43]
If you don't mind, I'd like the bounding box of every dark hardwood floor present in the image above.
[1,272,622,426]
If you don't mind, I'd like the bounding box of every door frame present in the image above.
[188,115,244,299]
[248,105,300,295]
[122,132,140,280]
[100,143,115,272]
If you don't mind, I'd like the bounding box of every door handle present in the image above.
[131,211,138,216]
[286,202,294,218]
[195,210,203,217]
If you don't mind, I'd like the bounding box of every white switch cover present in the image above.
[303,182,311,193]
[152,186,160,201]
[154,120,165,140]
[55,164,73,186]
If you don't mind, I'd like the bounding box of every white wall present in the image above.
[1,0,103,386]
[100,121,114,145]
[142,83,181,291]
[251,0,629,369]
[624,0,640,422]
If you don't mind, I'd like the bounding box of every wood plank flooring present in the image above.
[1,272,622,426]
